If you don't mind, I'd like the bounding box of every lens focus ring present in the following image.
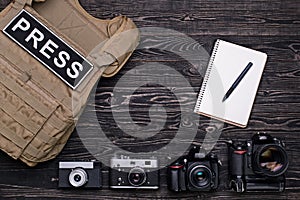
[69,168,88,187]
[188,165,212,189]
[128,167,147,187]
[254,144,288,177]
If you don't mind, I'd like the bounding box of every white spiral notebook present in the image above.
[194,39,267,128]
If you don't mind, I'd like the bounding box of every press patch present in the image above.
[2,9,93,89]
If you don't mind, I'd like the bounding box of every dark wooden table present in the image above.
[0,0,299,199]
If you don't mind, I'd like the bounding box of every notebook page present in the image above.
[195,40,267,127]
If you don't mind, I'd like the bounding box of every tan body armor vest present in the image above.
[0,0,139,166]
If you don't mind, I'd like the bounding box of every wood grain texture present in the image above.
[0,0,300,199]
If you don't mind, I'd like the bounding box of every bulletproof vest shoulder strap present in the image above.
[13,0,46,7]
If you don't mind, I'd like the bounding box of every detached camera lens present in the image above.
[69,168,88,187]
[189,165,212,189]
[128,168,146,186]
[255,144,288,177]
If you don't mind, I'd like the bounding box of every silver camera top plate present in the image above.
[110,157,158,168]
[59,162,94,169]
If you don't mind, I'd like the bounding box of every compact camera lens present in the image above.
[255,144,288,177]
[74,174,82,182]
[128,168,146,186]
[69,168,88,187]
[132,173,141,183]
[189,165,212,189]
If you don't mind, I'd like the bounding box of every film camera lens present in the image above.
[128,167,147,186]
[255,144,288,177]
[189,165,212,188]
[69,168,88,187]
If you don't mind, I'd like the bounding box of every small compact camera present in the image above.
[58,161,102,189]
[167,146,220,192]
[110,155,159,189]
[228,133,289,192]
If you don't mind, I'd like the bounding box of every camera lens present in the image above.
[128,167,146,186]
[74,174,81,182]
[189,165,212,189]
[69,168,88,187]
[195,171,206,181]
[255,144,288,177]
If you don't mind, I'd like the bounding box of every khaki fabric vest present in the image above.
[0,0,139,166]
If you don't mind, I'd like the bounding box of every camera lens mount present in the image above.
[69,168,88,187]
[254,144,288,177]
[188,165,212,189]
[128,167,147,187]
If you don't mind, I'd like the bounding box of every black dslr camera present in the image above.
[58,161,102,189]
[167,146,220,192]
[228,133,289,192]
[110,155,159,189]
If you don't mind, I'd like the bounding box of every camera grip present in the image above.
[168,166,180,192]
[168,165,186,192]
[229,149,245,176]
[210,157,220,190]
[229,148,246,192]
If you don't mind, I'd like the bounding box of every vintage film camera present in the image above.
[167,146,220,192]
[110,155,159,189]
[228,133,289,192]
[58,161,102,189]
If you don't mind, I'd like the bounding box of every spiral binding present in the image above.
[194,39,221,112]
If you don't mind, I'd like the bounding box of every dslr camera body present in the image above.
[110,155,159,189]
[58,161,102,189]
[228,133,289,192]
[168,146,220,192]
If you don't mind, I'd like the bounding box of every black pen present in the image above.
[222,62,253,102]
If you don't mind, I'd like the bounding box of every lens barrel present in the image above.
[69,168,88,187]
[188,165,212,189]
[253,144,288,177]
[128,167,147,186]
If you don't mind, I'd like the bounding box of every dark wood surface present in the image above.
[0,0,299,199]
